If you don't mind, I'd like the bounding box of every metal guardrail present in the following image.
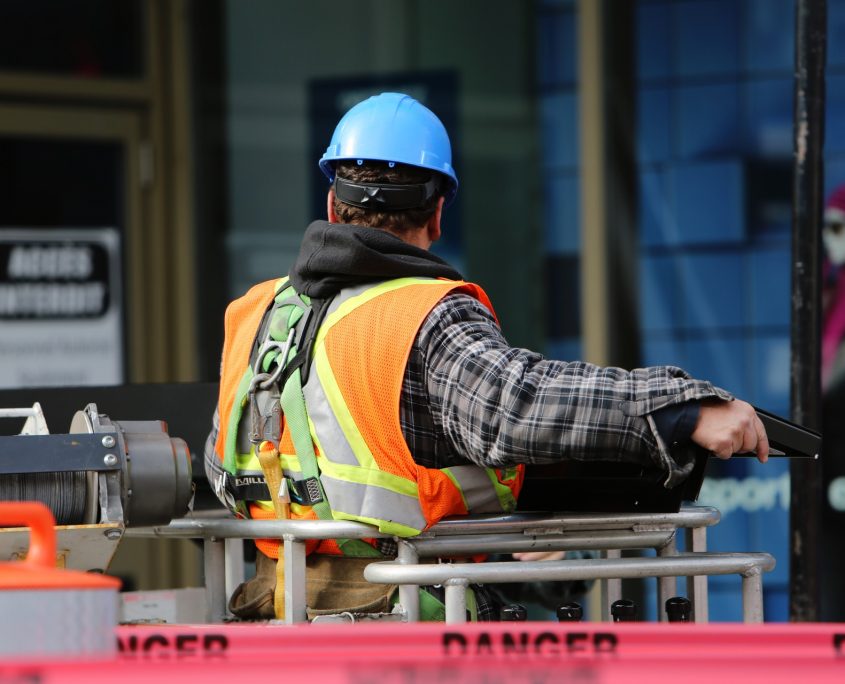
[365,552,775,624]
[130,505,774,625]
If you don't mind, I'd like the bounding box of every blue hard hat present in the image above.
[319,92,459,206]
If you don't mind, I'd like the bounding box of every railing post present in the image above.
[284,536,307,624]
[397,540,420,622]
[444,580,468,624]
[203,537,227,623]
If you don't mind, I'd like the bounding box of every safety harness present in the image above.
[221,277,380,559]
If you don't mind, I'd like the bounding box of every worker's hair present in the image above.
[332,161,443,235]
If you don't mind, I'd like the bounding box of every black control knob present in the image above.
[500,604,528,621]
[610,599,637,622]
[556,602,583,622]
[665,596,692,623]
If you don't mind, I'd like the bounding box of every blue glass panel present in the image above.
[640,335,686,367]
[546,337,581,361]
[684,333,748,397]
[698,463,789,620]
[544,173,580,254]
[749,248,791,327]
[638,87,671,163]
[702,505,750,550]
[827,75,845,154]
[678,251,745,329]
[829,0,845,69]
[546,254,581,339]
[637,1,672,81]
[670,160,745,245]
[751,334,791,414]
[540,92,579,170]
[744,78,793,157]
[826,158,845,198]
[639,169,678,246]
[747,459,790,584]
[763,584,789,622]
[744,0,794,74]
[537,8,576,87]
[707,584,744,621]
[676,83,741,159]
[675,0,740,78]
[745,159,793,243]
[640,255,682,331]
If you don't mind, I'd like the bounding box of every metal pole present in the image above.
[657,535,678,622]
[444,581,468,624]
[687,527,709,623]
[790,0,826,622]
[203,538,227,623]
[397,540,420,622]
[284,537,308,624]
[742,572,766,624]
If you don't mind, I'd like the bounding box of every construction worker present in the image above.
[204,92,769,621]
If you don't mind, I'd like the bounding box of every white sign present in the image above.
[0,228,123,388]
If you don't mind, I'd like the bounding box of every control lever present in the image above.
[728,408,821,459]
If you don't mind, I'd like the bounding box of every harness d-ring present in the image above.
[260,329,295,390]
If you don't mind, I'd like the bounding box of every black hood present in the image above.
[289,220,462,299]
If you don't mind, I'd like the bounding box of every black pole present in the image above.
[790,0,826,622]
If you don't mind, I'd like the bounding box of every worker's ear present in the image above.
[426,196,444,243]
[327,189,339,223]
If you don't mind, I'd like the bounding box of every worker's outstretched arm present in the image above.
[419,294,761,475]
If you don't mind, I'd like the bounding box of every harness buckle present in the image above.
[287,476,324,506]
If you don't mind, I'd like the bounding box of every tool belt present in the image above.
[228,548,396,620]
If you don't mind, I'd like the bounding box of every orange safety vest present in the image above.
[214,277,524,558]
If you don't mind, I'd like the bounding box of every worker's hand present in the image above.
[512,551,566,562]
[690,399,769,463]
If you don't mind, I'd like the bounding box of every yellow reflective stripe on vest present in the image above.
[442,465,508,514]
[317,457,418,498]
[305,343,370,467]
[330,509,421,538]
[315,277,449,347]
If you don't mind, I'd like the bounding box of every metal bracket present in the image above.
[0,433,123,474]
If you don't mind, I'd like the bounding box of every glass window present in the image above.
[0,0,144,79]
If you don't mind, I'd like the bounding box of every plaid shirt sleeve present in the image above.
[416,293,733,485]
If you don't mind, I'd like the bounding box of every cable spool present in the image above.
[0,403,193,528]
[0,471,89,525]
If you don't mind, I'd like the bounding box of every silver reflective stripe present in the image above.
[445,466,508,514]
[303,371,361,466]
[325,283,374,316]
[301,285,368,467]
[320,474,427,532]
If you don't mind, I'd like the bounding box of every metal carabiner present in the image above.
[259,328,295,390]
[248,371,272,395]
[253,338,284,378]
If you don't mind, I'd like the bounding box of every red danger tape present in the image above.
[112,622,845,661]
[5,623,845,684]
[2,652,845,684]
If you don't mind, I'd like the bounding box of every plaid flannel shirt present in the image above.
[401,292,731,478]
